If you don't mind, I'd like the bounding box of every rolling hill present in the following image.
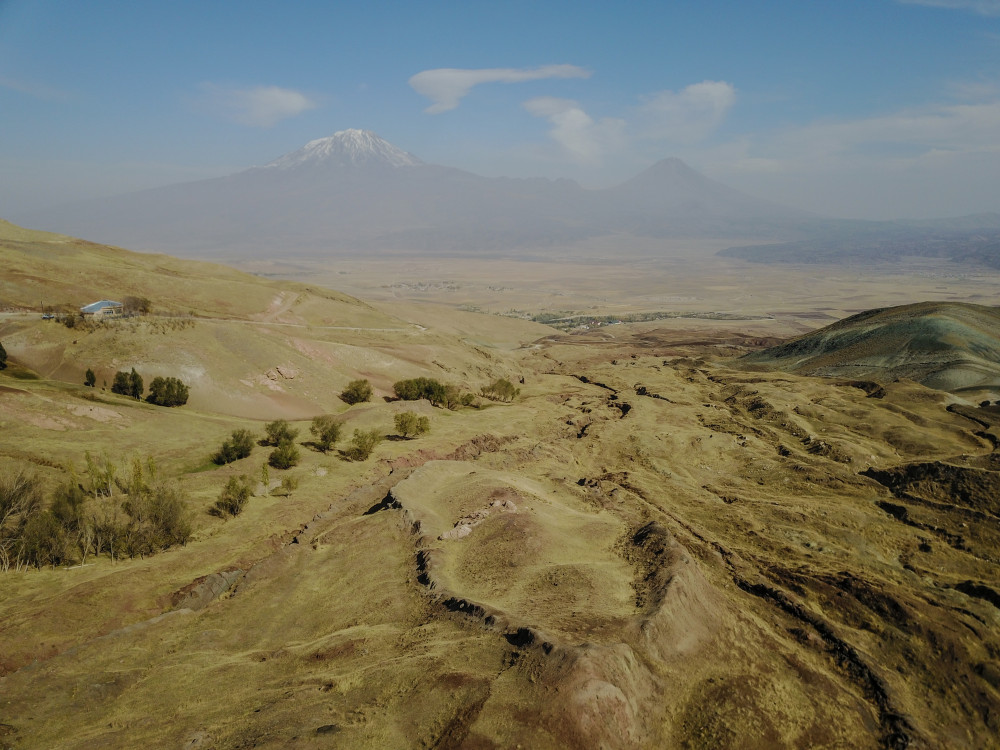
[741,301,1000,396]
[1,224,998,748]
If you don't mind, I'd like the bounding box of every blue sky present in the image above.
[2,0,999,219]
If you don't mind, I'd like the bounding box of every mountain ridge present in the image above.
[13,130,810,257]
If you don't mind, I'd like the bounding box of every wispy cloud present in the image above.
[0,76,71,101]
[197,84,318,127]
[409,64,590,113]
[522,97,625,163]
[637,81,736,144]
[897,0,1000,15]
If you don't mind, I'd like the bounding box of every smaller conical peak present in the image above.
[265,129,423,169]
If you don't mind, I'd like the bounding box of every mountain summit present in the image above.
[263,129,423,170]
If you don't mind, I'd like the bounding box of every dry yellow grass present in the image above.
[1,222,999,748]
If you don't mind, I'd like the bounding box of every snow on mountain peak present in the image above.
[265,129,423,169]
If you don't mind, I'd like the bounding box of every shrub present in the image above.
[213,429,255,465]
[273,476,299,497]
[85,368,96,387]
[146,376,189,406]
[394,411,429,438]
[211,475,253,518]
[268,439,300,470]
[340,379,373,405]
[263,419,298,446]
[310,415,342,453]
[346,429,384,461]
[480,378,520,402]
[393,377,447,406]
[0,341,6,370]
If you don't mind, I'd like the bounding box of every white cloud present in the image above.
[638,81,736,144]
[198,84,317,127]
[897,0,1000,15]
[699,91,1000,218]
[522,97,625,164]
[409,65,590,113]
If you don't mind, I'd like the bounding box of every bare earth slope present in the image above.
[741,301,1000,398]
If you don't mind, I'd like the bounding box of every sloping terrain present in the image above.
[0,221,546,418]
[741,301,1000,398]
[0,231,998,748]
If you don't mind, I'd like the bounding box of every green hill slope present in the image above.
[742,301,1000,396]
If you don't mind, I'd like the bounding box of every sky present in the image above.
[1,0,999,220]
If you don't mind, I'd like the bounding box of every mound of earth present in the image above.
[741,301,1000,396]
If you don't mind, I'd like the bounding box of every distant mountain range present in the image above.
[14,129,810,258]
[12,129,1000,265]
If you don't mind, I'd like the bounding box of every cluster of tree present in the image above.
[394,411,429,438]
[146,376,189,406]
[263,420,300,469]
[111,369,144,399]
[0,341,6,370]
[340,379,373,405]
[393,378,474,409]
[109,369,189,406]
[0,456,191,570]
[480,378,520,402]
[213,429,255,465]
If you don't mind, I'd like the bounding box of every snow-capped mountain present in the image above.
[263,129,423,170]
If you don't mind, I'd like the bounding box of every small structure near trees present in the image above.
[80,300,124,319]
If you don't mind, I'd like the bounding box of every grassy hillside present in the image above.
[0,221,548,418]
[1,224,998,748]
[742,301,1000,398]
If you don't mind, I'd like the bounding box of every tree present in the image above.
[123,296,152,315]
[340,379,373,405]
[268,439,300,470]
[112,368,143,399]
[263,419,298,446]
[146,376,189,406]
[129,368,143,400]
[213,429,255,465]
[310,415,342,452]
[393,377,447,406]
[19,511,67,568]
[346,429,384,461]
[0,469,43,571]
[0,341,6,370]
[480,378,520,402]
[394,411,429,439]
[85,368,96,387]
[210,475,253,518]
[111,371,130,396]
